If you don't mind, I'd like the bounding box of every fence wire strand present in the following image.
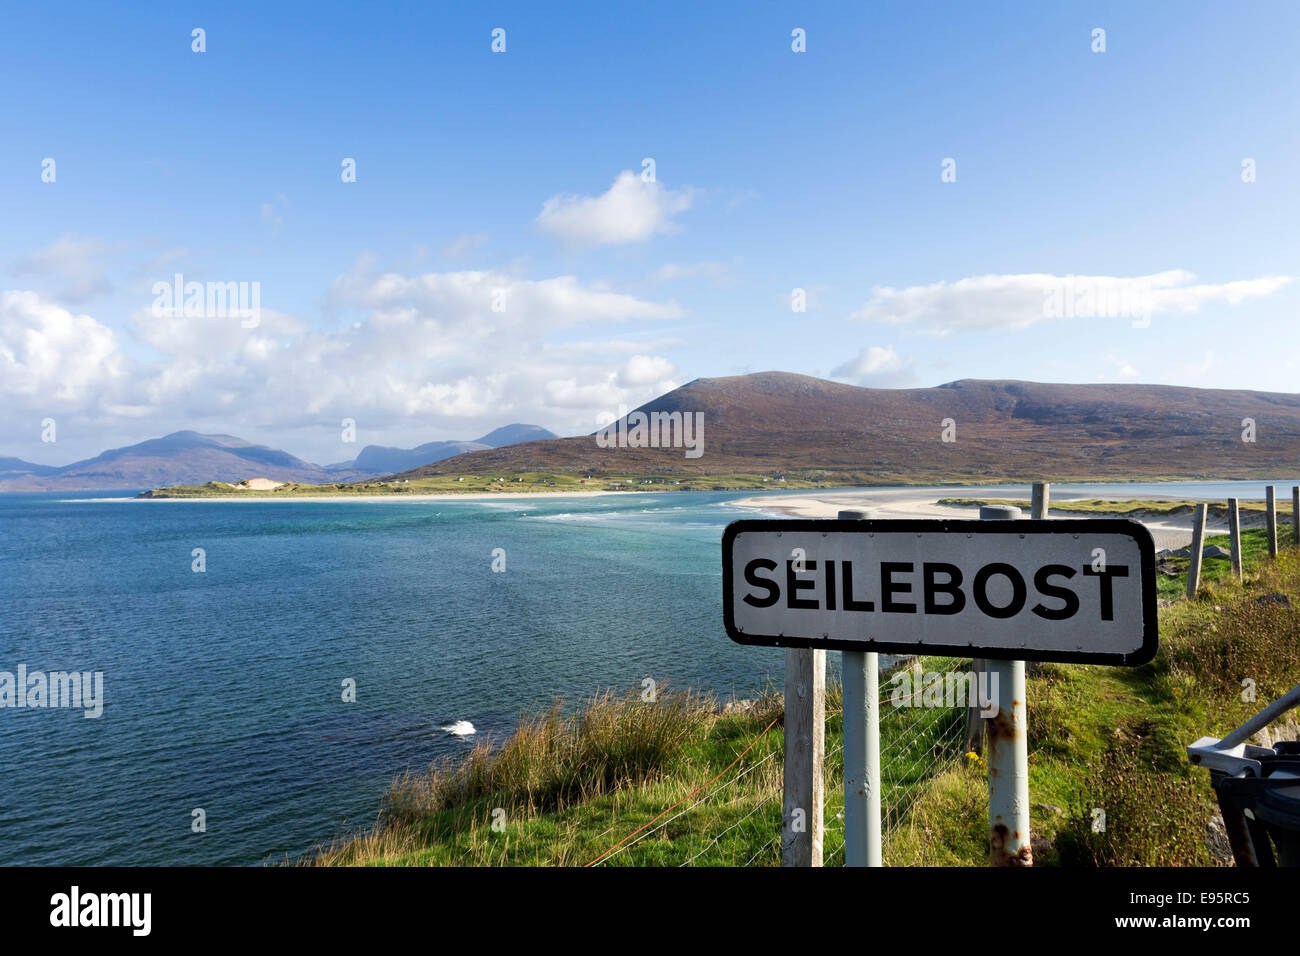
[589,655,976,866]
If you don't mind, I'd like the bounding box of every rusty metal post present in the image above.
[838,509,881,867]
[980,504,1032,866]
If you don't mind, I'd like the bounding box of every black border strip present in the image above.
[721,518,1159,666]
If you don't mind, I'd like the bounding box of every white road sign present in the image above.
[722,518,1157,665]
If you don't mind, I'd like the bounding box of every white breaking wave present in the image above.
[531,510,625,522]
[441,720,476,736]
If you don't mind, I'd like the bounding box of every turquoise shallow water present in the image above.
[0,490,780,865]
[1,479,1296,865]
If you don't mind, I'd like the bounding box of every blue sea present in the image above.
[1,479,1296,866]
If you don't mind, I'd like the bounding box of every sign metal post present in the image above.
[979,504,1031,866]
[837,510,880,867]
[721,504,1156,868]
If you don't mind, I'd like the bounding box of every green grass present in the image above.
[1152,526,1295,602]
[149,477,1290,499]
[300,539,1300,868]
[884,550,1300,867]
[141,474,594,497]
[303,688,787,866]
[139,472,842,498]
[301,665,977,867]
[939,496,1296,519]
[938,496,1299,602]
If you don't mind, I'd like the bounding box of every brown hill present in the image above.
[0,431,360,491]
[398,373,1300,483]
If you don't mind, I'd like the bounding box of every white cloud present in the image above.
[1101,352,1140,380]
[851,270,1293,334]
[328,263,683,331]
[830,345,917,387]
[536,171,694,246]
[0,267,688,458]
[0,290,127,404]
[541,337,685,357]
[546,372,673,413]
[617,354,676,387]
[10,236,117,302]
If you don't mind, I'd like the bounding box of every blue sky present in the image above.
[3,1,1298,464]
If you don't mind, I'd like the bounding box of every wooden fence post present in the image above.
[1266,486,1278,558]
[1292,486,1299,550]
[1187,503,1208,599]
[1228,497,1242,582]
[782,648,824,866]
[1031,481,1050,520]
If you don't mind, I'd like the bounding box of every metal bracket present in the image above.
[1186,736,1266,776]
[1187,682,1300,776]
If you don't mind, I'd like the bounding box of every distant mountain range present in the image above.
[396,372,1300,484]
[343,423,557,474]
[0,424,558,491]
[12,373,1300,492]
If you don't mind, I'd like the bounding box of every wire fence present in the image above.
[587,712,780,868]
[582,493,1300,867]
[824,655,972,865]
[587,654,978,867]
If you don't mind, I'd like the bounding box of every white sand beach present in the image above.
[132,489,620,503]
[726,487,1221,551]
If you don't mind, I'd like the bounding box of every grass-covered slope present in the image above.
[138,472,835,497]
[401,374,1300,483]
[302,536,1300,867]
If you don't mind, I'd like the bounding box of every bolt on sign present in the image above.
[722,518,1157,665]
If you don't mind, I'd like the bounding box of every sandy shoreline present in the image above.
[724,487,1221,550]
[118,490,620,504]
[80,484,1229,549]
